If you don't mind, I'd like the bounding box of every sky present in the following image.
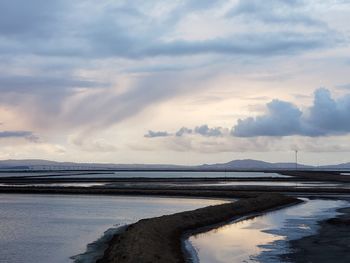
[1,0,350,165]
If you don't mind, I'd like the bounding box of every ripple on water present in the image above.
[0,194,225,263]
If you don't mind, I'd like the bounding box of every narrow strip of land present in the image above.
[98,194,300,263]
[1,185,350,196]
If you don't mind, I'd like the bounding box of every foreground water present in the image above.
[189,198,348,263]
[0,194,225,263]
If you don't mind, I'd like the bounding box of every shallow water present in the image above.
[0,171,82,178]
[184,181,349,188]
[189,198,348,263]
[0,194,225,263]
[35,171,289,179]
[0,183,107,187]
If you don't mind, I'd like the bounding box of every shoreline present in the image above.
[97,194,301,263]
[283,206,350,263]
[182,200,302,263]
[71,225,128,263]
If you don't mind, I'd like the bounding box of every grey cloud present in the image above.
[0,1,344,134]
[0,0,66,38]
[227,0,325,27]
[232,88,350,137]
[0,1,335,59]
[144,125,224,139]
[175,127,193,137]
[194,125,223,137]
[0,75,106,93]
[0,68,210,131]
[65,72,199,129]
[170,125,224,138]
[0,73,108,126]
[143,32,329,57]
[307,88,350,135]
[233,100,303,137]
[144,130,171,138]
[0,130,38,141]
[336,83,350,90]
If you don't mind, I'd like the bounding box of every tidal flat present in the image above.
[1,170,349,263]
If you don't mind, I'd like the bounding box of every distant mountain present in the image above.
[200,159,311,170]
[0,158,348,171]
[0,159,186,170]
[321,162,350,170]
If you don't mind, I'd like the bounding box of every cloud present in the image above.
[0,0,348,163]
[336,83,350,90]
[142,32,329,57]
[149,125,225,138]
[70,135,118,152]
[233,100,303,137]
[227,0,324,26]
[0,130,38,141]
[63,71,209,130]
[0,70,207,131]
[232,88,350,137]
[307,88,350,135]
[194,125,224,137]
[0,0,342,133]
[0,1,335,59]
[0,0,67,37]
[0,74,107,93]
[144,130,171,138]
[175,127,193,137]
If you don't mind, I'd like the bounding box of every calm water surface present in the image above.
[189,198,349,263]
[0,194,225,263]
[185,181,350,189]
[0,183,106,187]
[34,171,289,179]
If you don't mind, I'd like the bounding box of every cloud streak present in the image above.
[0,130,38,141]
[144,130,171,138]
[227,0,325,27]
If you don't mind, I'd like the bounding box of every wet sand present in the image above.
[284,206,350,263]
[97,194,300,263]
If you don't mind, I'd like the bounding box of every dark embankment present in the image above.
[1,185,350,196]
[0,186,259,198]
[98,194,300,263]
[281,171,350,182]
[284,207,350,263]
[0,176,313,184]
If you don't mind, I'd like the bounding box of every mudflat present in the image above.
[284,207,350,263]
[98,193,300,263]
